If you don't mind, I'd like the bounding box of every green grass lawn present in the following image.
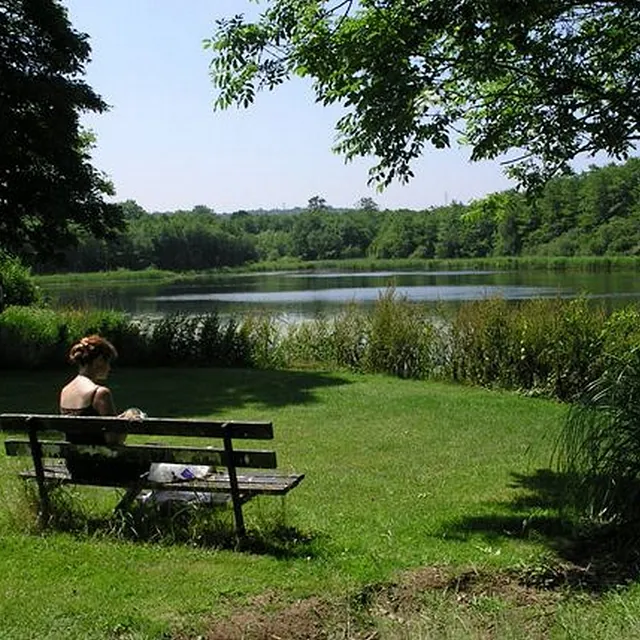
[1,367,640,639]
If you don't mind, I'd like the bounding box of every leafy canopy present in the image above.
[206,0,640,190]
[0,0,124,259]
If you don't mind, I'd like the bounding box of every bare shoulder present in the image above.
[61,375,86,395]
[60,375,95,408]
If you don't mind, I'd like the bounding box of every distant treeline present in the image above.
[39,158,640,273]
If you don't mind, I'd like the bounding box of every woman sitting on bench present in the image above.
[59,335,146,482]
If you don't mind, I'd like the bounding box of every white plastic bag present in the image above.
[147,463,212,484]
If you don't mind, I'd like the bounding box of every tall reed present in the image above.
[363,288,434,378]
[278,290,437,378]
[446,297,607,400]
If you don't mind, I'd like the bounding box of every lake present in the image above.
[41,268,640,321]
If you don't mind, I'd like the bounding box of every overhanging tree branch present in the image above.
[207,0,640,190]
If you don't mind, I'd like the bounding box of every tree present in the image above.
[207,1,640,191]
[357,197,379,212]
[0,0,124,260]
[307,195,328,211]
[119,199,148,220]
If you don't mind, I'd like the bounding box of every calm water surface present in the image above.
[42,269,640,320]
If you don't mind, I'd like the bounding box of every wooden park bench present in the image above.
[0,413,304,537]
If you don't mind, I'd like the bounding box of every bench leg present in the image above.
[114,472,149,514]
[223,431,245,538]
[28,423,50,526]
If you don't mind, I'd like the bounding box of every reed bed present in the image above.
[3,290,640,404]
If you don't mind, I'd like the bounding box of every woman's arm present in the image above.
[93,386,117,416]
[93,386,126,445]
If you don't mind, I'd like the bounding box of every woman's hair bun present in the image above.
[68,335,118,366]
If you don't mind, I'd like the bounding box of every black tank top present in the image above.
[60,388,146,483]
[60,387,106,445]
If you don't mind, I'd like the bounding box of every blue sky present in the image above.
[61,1,603,214]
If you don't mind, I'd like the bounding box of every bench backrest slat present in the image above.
[4,440,277,469]
[0,414,273,440]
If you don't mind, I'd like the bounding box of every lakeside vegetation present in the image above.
[30,158,640,275]
[4,366,640,639]
[1,291,638,405]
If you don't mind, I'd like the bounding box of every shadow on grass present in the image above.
[110,367,352,418]
[32,485,322,559]
[439,468,640,592]
[0,367,353,417]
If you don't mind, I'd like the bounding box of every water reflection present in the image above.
[147,284,563,303]
[41,268,640,319]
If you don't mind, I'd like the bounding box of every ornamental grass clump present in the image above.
[556,348,640,524]
[557,308,640,524]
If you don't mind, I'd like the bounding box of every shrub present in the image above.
[545,298,606,400]
[600,306,640,363]
[0,306,64,368]
[0,254,41,307]
[281,315,334,369]
[330,304,367,371]
[215,316,252,367]
[278,290,436,379]
[511,298,606,400]
[446,297,608,399]
[0,306,135,369]
[143,313,253,368]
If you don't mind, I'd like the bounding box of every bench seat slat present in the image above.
[5,440,277,469]
[19,466,305,495]
[0,414,273,439]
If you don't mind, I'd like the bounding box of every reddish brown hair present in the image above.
[68,335,118,366]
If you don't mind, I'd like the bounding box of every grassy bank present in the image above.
[33,254,640,285]
[246,255,640,273]
[2,368,640,638]
[34,267,185,286]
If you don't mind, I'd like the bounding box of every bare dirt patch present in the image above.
[189,565,572,640]
[195,594,335,640]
